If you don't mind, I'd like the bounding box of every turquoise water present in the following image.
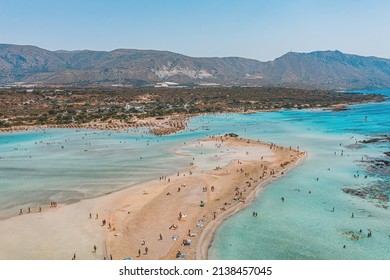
[208,89,390,260]
[0,128,193,218]
[0,90,389,259]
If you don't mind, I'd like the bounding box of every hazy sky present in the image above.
[1,0,390,61]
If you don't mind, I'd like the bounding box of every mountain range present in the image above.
[1,43,390,89]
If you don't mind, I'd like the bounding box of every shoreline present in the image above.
[195,152,306,260]
[0,114,189,136]
[0,98,382,136]
[103,135,306,260]
[0,134,306,260]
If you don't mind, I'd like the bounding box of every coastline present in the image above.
[0,114,189,136]
[0,135,306,260]
[102,135,306,260]
[0,97,383,136]
[195,152,306,260]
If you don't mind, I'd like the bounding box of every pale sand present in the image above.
[0,136,305,260]
[0,115,188,136]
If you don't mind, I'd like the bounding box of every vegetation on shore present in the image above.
[0,86,384,131]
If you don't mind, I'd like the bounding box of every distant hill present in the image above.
[1,43,390,89]
[258,51,390,89]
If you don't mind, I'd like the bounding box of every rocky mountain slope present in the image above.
[1,43,390,89]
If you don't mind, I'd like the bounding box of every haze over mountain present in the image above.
[1,43,390,89]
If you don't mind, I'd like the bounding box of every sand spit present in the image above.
[0,135,305,260]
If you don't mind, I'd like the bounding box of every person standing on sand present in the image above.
[93,245,97,252]
[145,247,149,255]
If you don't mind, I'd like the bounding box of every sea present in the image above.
[0,89,389,259]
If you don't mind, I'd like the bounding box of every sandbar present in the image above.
[0,135,305,260]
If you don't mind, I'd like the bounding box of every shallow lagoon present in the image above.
[208,89,390,260]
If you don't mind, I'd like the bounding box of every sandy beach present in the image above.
[0,135,305,260]
[0,115,188,136]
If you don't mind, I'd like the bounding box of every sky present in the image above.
[1,0,390,61]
